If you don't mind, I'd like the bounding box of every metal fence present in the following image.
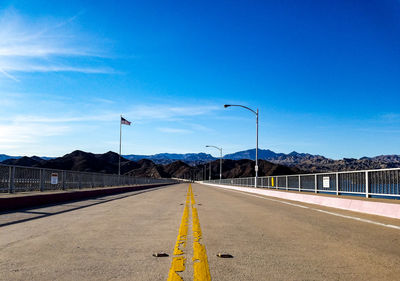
[0,164,176,193]
[204,168,400,199]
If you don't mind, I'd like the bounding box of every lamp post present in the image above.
[206,145,223,183]
[224,104,259,188]
[209,161,211,181]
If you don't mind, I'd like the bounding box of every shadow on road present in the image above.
[0,186,168,227]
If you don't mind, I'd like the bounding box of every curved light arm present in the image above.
[224,104,257,116]
[205,145,222,153]
[224,103,259,187]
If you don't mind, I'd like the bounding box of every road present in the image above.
[1,183,400,280]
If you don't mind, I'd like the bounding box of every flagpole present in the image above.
[119,115,122,176]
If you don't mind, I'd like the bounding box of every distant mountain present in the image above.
[122,149,326,166]
[228,149,400,172]
[0,154,53,163]
[365,155,400,163]
[38,150,137,174]
[3,148,400,174]
[224,149,284,160]
[212,159,301,178]
[0,150,301,179]
[123,152,216,165]
[163,160,192,178]
[2,156,42,166]
[125,159,169,178]
[0,154,21,162]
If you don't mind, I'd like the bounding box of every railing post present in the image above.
[315,174,317,193]
[365,171,369,198]
[62,171,66,190]
[336,173,339,195]
[40,169,44,192]
[286,176,288,190]
[298,175,301,192]
[9,166,15,193]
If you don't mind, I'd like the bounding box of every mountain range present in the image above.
[127,149,400,172]
[0,150,300,179]
[2,148,400,173]
[225,149,400,172]
[122,152,215,165]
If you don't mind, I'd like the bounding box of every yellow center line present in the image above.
[190,184,211,281]
[167,188,190,281]
[167,184,211,281]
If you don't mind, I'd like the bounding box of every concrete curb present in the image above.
[203,183,400,220]
[0,183,174,212]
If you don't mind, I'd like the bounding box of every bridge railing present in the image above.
[204,167,400,199]
[0,164,176,193]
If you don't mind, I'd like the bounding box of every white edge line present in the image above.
[212,186,400,231]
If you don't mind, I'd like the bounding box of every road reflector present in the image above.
[217,253,234,258]
[153,252,169,257]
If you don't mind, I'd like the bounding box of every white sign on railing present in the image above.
[323,177,330,188]
[51,173,58,185]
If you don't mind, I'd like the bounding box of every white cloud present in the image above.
[92,98,116,104]
[0,113,118,123]
[188,123,215,132]
[0,102,220,154]
[0,8,112,80]
[0,92,24,107]
[0,123,70,145]
[129,105,220,121]
[157,127,192,134]
[0,103,220,124]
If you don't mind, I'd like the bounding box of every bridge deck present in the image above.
[1,183,400,280]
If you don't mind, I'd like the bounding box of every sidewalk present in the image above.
[201,183,400,219]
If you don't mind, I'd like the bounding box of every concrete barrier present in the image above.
[203,183,400,219]
[0,183,174,212]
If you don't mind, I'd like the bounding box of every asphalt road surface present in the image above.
[1,183,400,280]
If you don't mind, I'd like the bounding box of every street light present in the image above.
[224,104,259,188]
[209,160,211,181]
[206,145,223,183]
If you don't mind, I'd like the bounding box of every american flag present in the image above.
[121,116,131,125]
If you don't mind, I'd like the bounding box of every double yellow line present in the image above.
[167,184,211,281]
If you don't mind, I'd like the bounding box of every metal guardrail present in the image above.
[0,164,176,193]
[204,168,400,199]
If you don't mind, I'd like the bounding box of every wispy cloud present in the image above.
[0,92,24,106]
[379,113,400,123]
[0,113,118,123]
[157,127,192,134]
[0,103,220,124]
[0,102,220,154]
[0,8,112,80]
[129,105,220,121]
[357,128,400,134]
[92,98,116,104]
[0,123,70,146]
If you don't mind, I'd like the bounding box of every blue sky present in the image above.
[1,0,400,159]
